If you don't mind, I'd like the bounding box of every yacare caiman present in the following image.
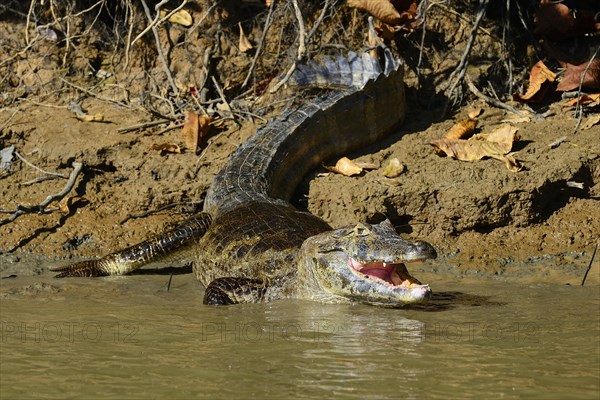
[52,46,437,306]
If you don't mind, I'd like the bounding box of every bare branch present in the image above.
[0,162,83,227]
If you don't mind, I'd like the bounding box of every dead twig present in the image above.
[581,244,597,286]
[269,0,309,94]
[59,77,130,108]
[572,46,599,134]
[116,119,172,134]
[140,0,179,96]
[242,0,276,89]
[0,161,83,227]
[14,151,67,179]
[465,75,528,117]
[444,0,489,109]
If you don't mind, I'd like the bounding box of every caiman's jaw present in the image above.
[349,258,424,288]
[298,220,436,306]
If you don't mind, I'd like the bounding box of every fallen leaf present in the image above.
[58,196,88,213]
[381,157,405,178]
[581,114,600,130]
[374,20,396,41]
[75,113,104,122]
[348,0,405,25]
[562,93,600,108]
[238,23,253,52]
[513,61,557,103]
[534,2,598,41]
[182,111,199,152]
[490,154,523,173]
[324,157,363,176]
[151,143,181,154]
[181,111,213,153]
[431,125,521,171]
[557,60,600,91]
[468,108,483,119]
[161,9,193,27]
[444,118,478,140]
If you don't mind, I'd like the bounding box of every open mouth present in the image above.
[349,257,424,288]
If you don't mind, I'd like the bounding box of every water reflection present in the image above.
[1,272,598,399]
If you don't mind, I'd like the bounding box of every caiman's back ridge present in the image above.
[52,46,437,307]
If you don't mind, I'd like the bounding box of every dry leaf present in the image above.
[238,23,253,53]
[374,20,396,41]
[562,93,600,108]
[534,2,598,41]
[513,61,556,103]
[468,108,483,119]
[557,60,600,91]
[444,118,478,140]
[161,9,193,27]
[182,111,199,152]
[325,157,363,176]
[347,0,403,25]
[381,158,405,178]
[75,113,104,122]
[151,143,181,154]
[431,125,521,171]
[58,196,87,213]
[182,111,213,153]
[490,154,523,173]
[581,114,600,130]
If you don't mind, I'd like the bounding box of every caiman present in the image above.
[51,45,437,306]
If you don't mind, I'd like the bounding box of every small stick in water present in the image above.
[167,273,174,292]
[581,244,597,286]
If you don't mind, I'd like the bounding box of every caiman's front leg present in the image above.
[51,213,212,278]
[203,277,267,305]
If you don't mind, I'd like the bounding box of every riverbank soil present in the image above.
[1,1,598,283]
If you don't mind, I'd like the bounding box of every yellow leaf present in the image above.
[151,143,181,154]
[347,0,403,25]
[430,125,521,171]
[58,196,87,213]
[75,113,104,122]
[238,23,253,53]
[468,108,483,119]
[381,157,405,178]
[325,157,363,176]
[161,9,193,27]
[581,114,600,130]
[444,118,478,140]
[513,61,556,103]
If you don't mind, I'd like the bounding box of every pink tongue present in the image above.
[360,263,393,280]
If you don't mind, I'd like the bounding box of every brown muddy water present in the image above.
[0,258,599,400]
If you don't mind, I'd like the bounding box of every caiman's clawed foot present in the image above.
[203,277,267,305]
[50,259,110,278]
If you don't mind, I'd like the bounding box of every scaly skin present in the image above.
[52,46,437,306]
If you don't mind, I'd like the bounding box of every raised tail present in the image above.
[51,213,212,277]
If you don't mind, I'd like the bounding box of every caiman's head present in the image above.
[298,220,436,306]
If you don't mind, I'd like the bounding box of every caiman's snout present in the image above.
[408,240,437,261]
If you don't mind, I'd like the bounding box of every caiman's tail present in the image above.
[288,47,399,90]
[51,214,211,277]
